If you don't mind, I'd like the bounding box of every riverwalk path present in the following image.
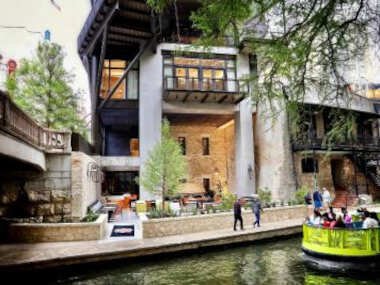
[0,218,303,272]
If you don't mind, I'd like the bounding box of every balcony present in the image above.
[292,136,380,152]
[163,76,248,104]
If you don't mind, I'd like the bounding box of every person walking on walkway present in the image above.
[251,194,263,228]
[233,198,244,231]
[313,188,323,210]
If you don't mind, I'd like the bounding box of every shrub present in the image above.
[258,188,271,205]
[295,185,309,205]
[147,208,178,219]
[221,191,236,211]
[81,210,99,222]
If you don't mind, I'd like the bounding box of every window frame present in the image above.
[162,52,237,92]
[100,59,139,100]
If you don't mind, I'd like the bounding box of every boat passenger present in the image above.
[333,215,345,228]
[370,212,379,223]
[342,207,352,224]
[327,206,336,221]
[310,209,323,225]
[362,211,379,229]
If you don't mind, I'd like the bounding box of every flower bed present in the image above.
[7,214,107,243]
[142,205,306,238]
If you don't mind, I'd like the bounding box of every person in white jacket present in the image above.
[322,187,331,209]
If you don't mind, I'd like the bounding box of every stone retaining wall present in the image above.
[143,205,306,238]
[0,153,72,223]
[7,214,107,243]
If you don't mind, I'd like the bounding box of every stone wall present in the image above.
[8,214,107,243]
[170,121,235,193]
[143,205,305,238]
[293,153,334,191]
[71,152,101,220]
[0,153,72,223]
[254,105,297,201]
[294,154,377,197]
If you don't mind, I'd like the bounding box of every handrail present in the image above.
[0,91,71,153]
[302,223,380,256]
[292,136,380,151]
[164,76,249,94]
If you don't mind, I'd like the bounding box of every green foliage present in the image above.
[258,187,271,204]
[6,41,87,137]
[138,119,187,206]
[190,0,377,141]
[221,191,236,211]
[81,210,99,222]
[295,185,309,205]
[147,208,177,219]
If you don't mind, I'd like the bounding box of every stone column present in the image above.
[234,98,255,197]
[139,48,162,200]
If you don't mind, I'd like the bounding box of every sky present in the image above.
[0,0,91,115]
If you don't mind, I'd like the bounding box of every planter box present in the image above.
[143,205,306,238]
[8,214,107,243]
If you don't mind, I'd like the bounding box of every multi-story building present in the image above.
[78,0,380,204]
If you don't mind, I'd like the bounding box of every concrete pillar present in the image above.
[139,48,162,200]
[234,98,255,197]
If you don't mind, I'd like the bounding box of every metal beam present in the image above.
[82,0,118,56]
[201,93,209,103]
[218,94,228,103]
[98,38,154,110]
[95,26,108,99]
[182,93,190,103]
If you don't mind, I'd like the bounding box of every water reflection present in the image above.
[52,237,379,285]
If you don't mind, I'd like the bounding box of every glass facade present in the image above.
[100,59,139,100]
[163,54,237,92]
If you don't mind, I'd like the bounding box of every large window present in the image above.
[163,53,237,92]
[100,59,138,100]
[302,158,318,173]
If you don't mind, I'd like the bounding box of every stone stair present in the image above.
[332,189,359,208]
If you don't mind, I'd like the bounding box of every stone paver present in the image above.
[0,218,303,270]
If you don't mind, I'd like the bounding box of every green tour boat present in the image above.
[302,223,380,272]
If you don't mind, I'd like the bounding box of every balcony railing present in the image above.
[164,76,249,94]
[292,136,380,151]
[0,91,71,153]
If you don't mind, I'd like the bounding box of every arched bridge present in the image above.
[0,91,71,171]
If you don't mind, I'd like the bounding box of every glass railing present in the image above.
[302,223,380,256]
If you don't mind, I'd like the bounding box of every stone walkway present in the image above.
[0,218,303,271]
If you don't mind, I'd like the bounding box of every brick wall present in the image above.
[170,122,235,192]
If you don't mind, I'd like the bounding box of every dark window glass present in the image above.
[302,158,318,173]
[203,178,210,192]
[178,137,186,155]
[202,137,210,155]
[102,171,139,196]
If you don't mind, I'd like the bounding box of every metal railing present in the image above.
[302,223,380,256]
[0,91,71,153]
[164,76,249,94]
[292,136,380,151]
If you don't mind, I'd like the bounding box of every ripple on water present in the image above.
[51,237,380,285]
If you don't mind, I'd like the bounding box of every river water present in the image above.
[45,236,380,285]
